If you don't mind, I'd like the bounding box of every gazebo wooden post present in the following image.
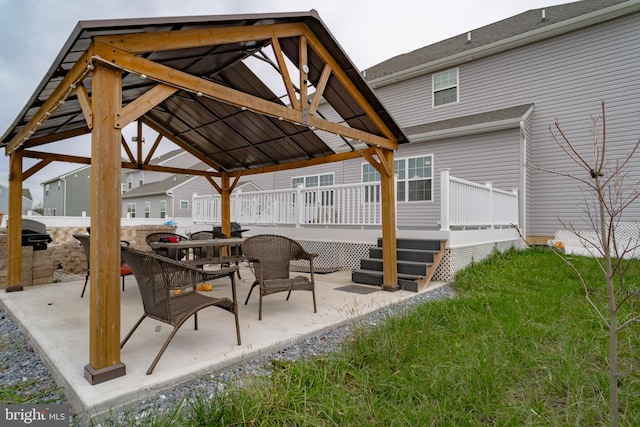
[379,149,399,291]
[83,62,126,384]
[220,173,231,237]
[6,148,23,292]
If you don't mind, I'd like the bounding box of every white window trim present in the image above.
[179,200,189,210]
[432,68,459,108]
[291,172,335,188]
[160,200,167,219]
[361,154,434,203]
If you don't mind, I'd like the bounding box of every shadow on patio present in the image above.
[0,263,446,418]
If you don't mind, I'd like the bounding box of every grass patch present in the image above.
[174,247,639,426]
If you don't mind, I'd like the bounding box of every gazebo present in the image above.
[0,11,408,384]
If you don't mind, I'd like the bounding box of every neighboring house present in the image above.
[122,148,199,192]
[121,162,217,221]
[41,148,202,216]
[0,184,33,215]
[42,165,93,216]
[255,0,640,244]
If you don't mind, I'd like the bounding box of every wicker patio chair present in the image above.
[242,234,317,320]
[145,232,188,260]
[120,246,241,375]
[190,230,242,278]
[73,233,132,298]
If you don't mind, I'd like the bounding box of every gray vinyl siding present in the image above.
[43,180,64,215]
[337,129,521,228]
[370,12,640,236]
[64,174,92,216]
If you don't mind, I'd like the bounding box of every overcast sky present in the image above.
[0,0,569,203]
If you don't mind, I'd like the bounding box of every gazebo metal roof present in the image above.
[1,11,408,174]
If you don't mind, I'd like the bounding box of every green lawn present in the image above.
[178,247,639,426]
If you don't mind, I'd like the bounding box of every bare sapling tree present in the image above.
[530,101,640,426]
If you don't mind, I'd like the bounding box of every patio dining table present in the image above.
[148,237,246,267]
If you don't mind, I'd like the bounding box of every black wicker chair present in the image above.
[120,246,241,374]
[242,234,317,320]
[73,233,132,298]
[145,232,188,260]
[190,230,242,278]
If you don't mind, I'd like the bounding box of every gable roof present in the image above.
[122,162,211,198]
[365,0,639,86]
[1,11,408,177]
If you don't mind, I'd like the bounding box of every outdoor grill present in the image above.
[214,222,249,238]
[21,219,53,251]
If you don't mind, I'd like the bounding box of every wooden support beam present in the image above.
[7,49,95,153]
[271,38,299,110]
[143,133,164,165]
[22,127,90,149]
[76,83,93,130]
[299,36,309,124]
[114,84,178,129]
[23,150,92,165]
[235,146,378,177]
[95,23,306,54]
[121,135,136,164]
[303,28,398,145]
[6,150,23,292]
[205,175,222,194]
[308,64,331,116]
[378,149,399,291]
[23,158,54,181]
[136,120,143,165]
[141,118,221,171]
[220,173,231,238]
[84,62,126,385]
[93,42,395,150]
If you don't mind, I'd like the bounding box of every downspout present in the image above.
[60,176,67,216]
[519,105,534,241]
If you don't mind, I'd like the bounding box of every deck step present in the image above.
[360,258,430,276]
[352,238,446,292]
[377,238,442,251]
[369,247,436,263]
[351,269,423,292]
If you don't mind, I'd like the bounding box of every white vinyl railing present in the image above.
[440,169,519,230]
[192,171,519,230]
[192,181,384,227]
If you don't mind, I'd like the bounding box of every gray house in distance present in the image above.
[0,184,33,216]
[41,165,93,216]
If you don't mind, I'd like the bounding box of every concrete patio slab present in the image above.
[0,265,446,419]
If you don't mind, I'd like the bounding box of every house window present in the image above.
[291,173,334,188]
[179,200,189,210]
[433,68,458,107]
[121,183,127,194]
[144,202,150,218]
[127,203,136,218]
[361,155,433,202]
[127,176,133,189]
[160,200,166,219]
[45,184,50,196]
[139,179,144,187]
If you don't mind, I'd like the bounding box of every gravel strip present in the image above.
[0,284,454,426]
